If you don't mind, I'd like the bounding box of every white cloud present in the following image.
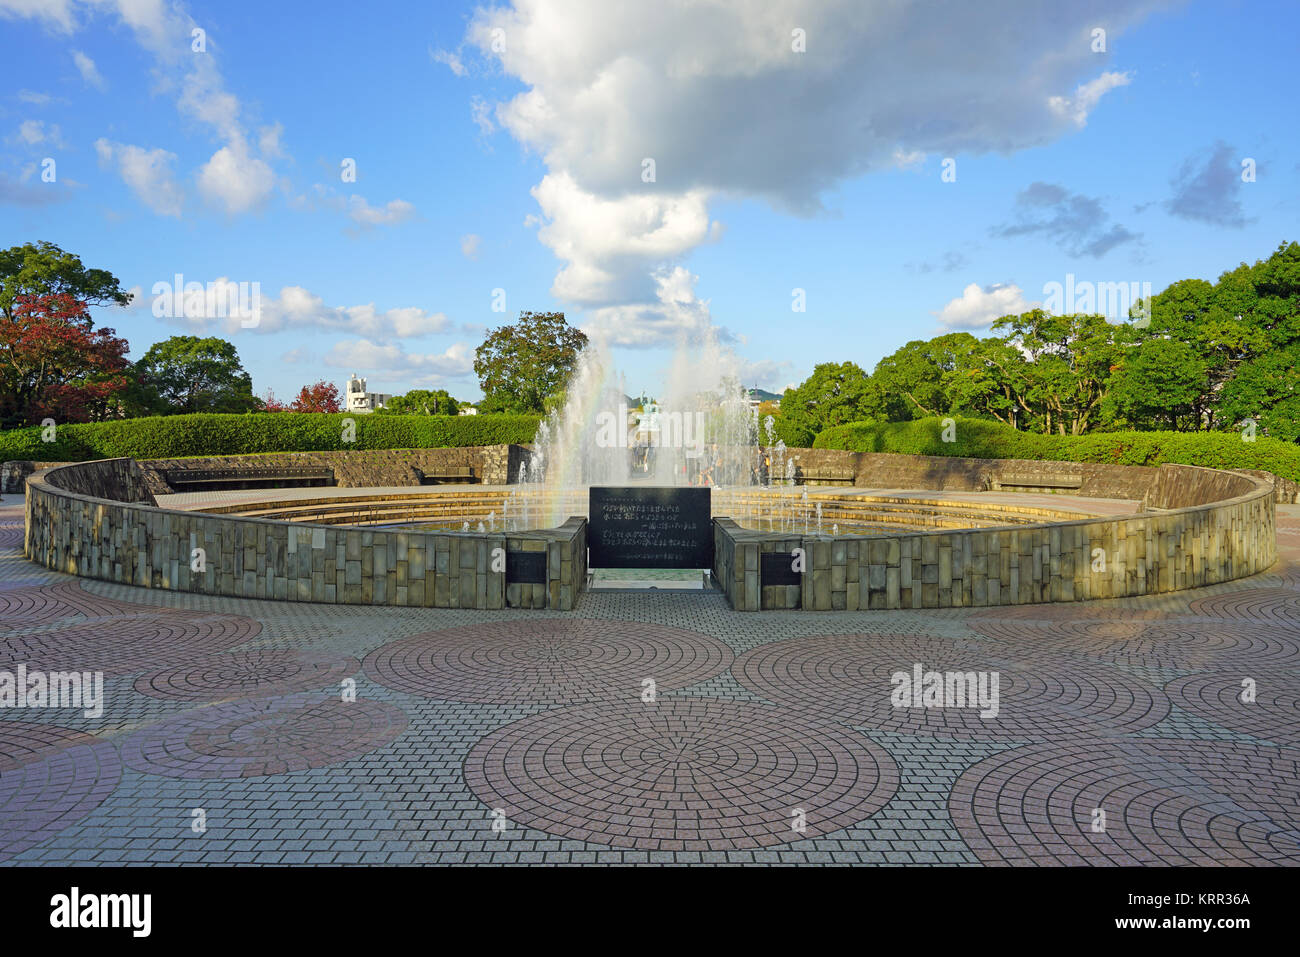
[72,49,103,88]
[891,147,926,170]
[0,0,77,32]
[531,171,720,305]
[120,284,145,312]
[162,281,453,341]
[460,233,481,259]
[470,95,495,135]
[258,122,285,159]
[581,266,734,347]
[4,1,289,219]
[94,138,183,216]
[15,118,63,146]
[933,283,1035,331]
[348,195,415,228]
[431,47,467,77]
[323,339,476,383]
[16,89,55,104]
[1048,71,1132,128]
[197,136,275,214]
[458,0,1163,347]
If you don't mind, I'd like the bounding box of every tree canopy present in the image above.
[134,335,259,415]
[0,241,133,324]
[774,241,1300,444]
[379,389,461,416]
[0,293,130,428]
[473,311,587,414]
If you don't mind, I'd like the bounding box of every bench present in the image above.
[992,472,1083,491]
[795,467,856,486]
[415,465,476,484]
[164,467,336,492]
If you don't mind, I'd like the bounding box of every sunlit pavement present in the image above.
[3,492,1298,865]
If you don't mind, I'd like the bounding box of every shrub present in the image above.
[813,417,1300,483]
[0,413,541,462]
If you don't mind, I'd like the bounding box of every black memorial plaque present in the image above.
[505,550,548,584]
[588,486,713,569]
[761,550,802,586]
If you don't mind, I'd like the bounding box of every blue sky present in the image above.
[1,0,1296,404]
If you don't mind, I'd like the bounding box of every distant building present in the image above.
[745,388,778,410]
[457,406,478,416]
[346,373,391,413]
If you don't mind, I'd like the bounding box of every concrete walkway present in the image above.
[2,491,1296,866]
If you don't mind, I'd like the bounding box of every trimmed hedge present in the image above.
[0,413,542,462]
[813,417,1300,483]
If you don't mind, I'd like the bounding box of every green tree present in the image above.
[1104,338,1209,430]
[992,310,1123,435]
[0,241,133,323]
[473,311,588,414]
[380,389,461,415]
[1216,343,1300,442]
[773,361,873,447]
[135,336,259,414]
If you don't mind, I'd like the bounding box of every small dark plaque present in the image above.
[505,550,547,584]
[588,486,712,569]
[761,550,802,586]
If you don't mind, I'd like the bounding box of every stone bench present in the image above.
[415,465,477,484]
[992,472,1084,491]
[164,466,336,491]
[796,467,856,485]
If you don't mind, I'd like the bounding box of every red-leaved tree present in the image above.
[289,380,343,413]
[261,388,289,412]
[0,293,130,427]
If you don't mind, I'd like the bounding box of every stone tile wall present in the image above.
[713,462,1276,611]
[25,459,585,611]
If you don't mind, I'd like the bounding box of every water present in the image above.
[481,333,871,536]
[518,335,764,529]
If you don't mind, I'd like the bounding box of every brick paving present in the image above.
[1,490,1298,866]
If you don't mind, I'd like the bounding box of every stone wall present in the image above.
[768,448,1300,505]
[134,445,520,495]
[25,459,585,611]
[2,461,64,495]
[713,461,1276,611]
[712,519,801,612]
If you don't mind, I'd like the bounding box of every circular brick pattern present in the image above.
[1,612,261,676]
[134,650,360,701]
[950,739,1300,865]
[1165,672,1300,746]
[969,617,1148,644]
[364,619,734,706]
[733,634,1169,740]
[970,604,1169,622]
[0,581,142,624]
[0,522,21,550]
[973,619,1300,670]
[0,723,122,863]
[464,698,898,850]
[121,693,409,779]
[1187,588,1300,627]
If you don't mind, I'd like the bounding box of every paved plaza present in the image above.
[2,492,1299,866]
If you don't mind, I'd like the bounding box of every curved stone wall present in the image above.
[24,459,584,611]
[714,461,1276,611]
[21,455,1276,613]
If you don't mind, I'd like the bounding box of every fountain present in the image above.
[393,335,893,539]
[521,336,764,529]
